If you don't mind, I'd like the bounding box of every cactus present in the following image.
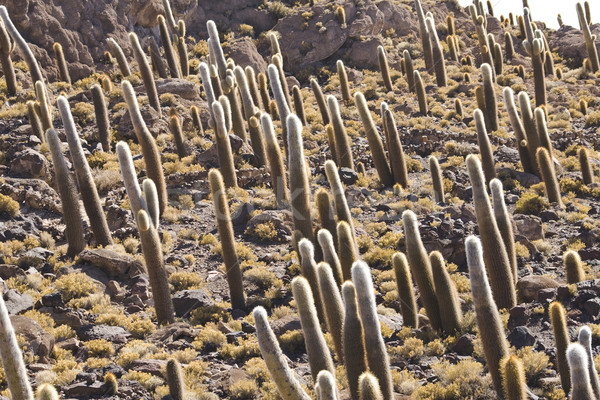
[57,96,113,247]
[46,129,86,257]
[106,38,131,77]
[299,239,326,324]
[116,142,150,223]
[474,109,496,185]
[454,98,463,121]
[0,6,43,85]
[317,229,343,287]
[310,78,330,125]
[466,155,516,309]
[190,105,204,136]
[292,85,307,126]
[359,372,383,400]
[142,178,159,229]
[430,251,462,333]
[234,65,258,120]
[342,282,368,400]
[212,100,238,188]
[258,72,272,115]
[90,84,111,152]
[403,50,415,93]
[481,63,498,132]
[168,114,188,158]
[248,115,266,167]
[354,92,393,186]
[148,36,168,79]
[503,88,535,174]
[338,221,358,282]
[260,113,287,205]
[157,16,181,79]
[222,70,248,142]
[377,46,393,91]
[288,114,315,243]
[500,355,527,400]
[129,32,161,116]
[175,21,188,76]
[429,156,444,204]
[567,343,595,400]
[291,276,335,381]
[392,252,418,328]
[103,373,118,396]
[564,250,585,284]
[324,160,354,233]
[35,81,53,131]
[35,383,58,400]
[576,2,599,72]
[208,169,245,310]
[207,20,227,79]
[316,189,337,245]
[245,66,262,110]
[579,326,600,398]
[536,147,563,206]
[490,179,518,284]
[549,301,571,393]
[122,80,167,214]
[535,107,553,158]
[505,32,514,59]
[0,19,16,96]
[383,109,409,188]
[544,50,555,76]
[352,261,393,400]
[328,96,354,170]
[337,60,351,104]
[26,101,43,141]
[253,306,311,400]
[199,62,217,125]
[414,0,434,74]
[166,359,185,400]
[466,235,509,397]
[268,64,291,155]
[335,5,346,27]
[425,16,447,87]
[414,70,428,115]
[326,124,338,164]
[53,42,70,85]
[523,10,547,106]
[402,210,442,331]
[272,54,293,113]
[579,147,595,185]
[269,31,281,57]
[316,370,337,400]
[316,262,344,362]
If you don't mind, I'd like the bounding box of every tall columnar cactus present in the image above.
[352,261,393,400]
[392,252,418,328]
[190,105,204,136]
[35,81,53,131]
[315,371,337,400]
[116,142,150,221]
[158,15,181,79]
[234,65,258,120]
[523,12,547,105]
[46,129,86,257]
[212,100,238,188]
[57,96,113,247]
[168,114,188,158]
[325,160,355,236]
[402,210,442,331]
[337,221,358,282]
[576,2,599,72]
[106,38,131,77]
[122,80,167,214]
[27,101,43,140]
[198,62,217,125]
[53,42,71,85]
[166,359,185,400]
[481,63,498,132]
[288,114,314,243]
[377,46,393,91]
[136,208,175,325]
[550,301,571,394]
[466,155,516,309]
[579,326,600,398]
[579,147,595,185]
[0,6,43,85]
[490,179,518,284]
[245,66,262,110]
[292,85,307,126]
[447,35,459,62]
[501,355,527,400]
[430,251,462,333]
[474,109,496,184]
[567,343,595,400]
[466,236,509,397]
[222,73,247,144]
[149,36,168,79]
[337,60,351,104]
[90,84,111,152]
[403,50,415,93]
[414,70,428,115]
[355,92,393,186]
[142,178,160,229]
[425,15,447,87]
[327,96,354,170]
[253,306,311,400]
[383,109,409,188]
[359,372,383,400]
[564,250,585,285]
[248,115,267,166]
[342,281,368,400]
[268,64,291,155]
[0,19,16,96]
[493,42,503,75]
[505,32,515,59]
[316,190,337,247]
[316,262,344,362]
[299,239,325,324]
[207,20,227,79]
[291,276,335,381]
[503,88,535,174]
[535,107,553,158]
[272,54,293,114]
[209,169,245,310]
[310,78,330,125]
[414,0,433,74]
[129,32,162,116]
[261,113,287,205]
[429,156,444,204]
[317,228,343,284]
[536,147,563,206]
[175,21,188,77]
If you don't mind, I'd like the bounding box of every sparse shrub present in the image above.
[0,193,19,217]
[514,192,548,215]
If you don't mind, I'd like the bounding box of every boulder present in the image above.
[9,149,50,180]
[11,315,54,363]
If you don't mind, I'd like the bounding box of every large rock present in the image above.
[550,24,600,67]
[3,290,34,315]
[517,275,560,302]
[9,149,50,180]
[225,37,267,75]
[78,248,145,279]
[11,315,54,363]
[347,36,384,69]
[76,324,131,344]
[172,289,214,318]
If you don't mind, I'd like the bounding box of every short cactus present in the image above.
[337,221,358,282]
[342,281,368,400]
[359,372,383,400]
[564,250,585,284]
[166,359,185,400]
[327,95,354,170]
[430,251,462,333]
[550,301,571,394]
[377,45,393,91]
[316,262,344,362]
[298,239,325,324]
[36,383,58,400]
[392,252,418,328]
[337,59,351,104]
[53,42,70,85]
[567,343,595,400]
[91,84,111,152]
[168,114,188,158]
[316,370,337,400]
[579,147,595,185]
[579,326,600,398]
[414,70,428,114]
[429,156,444,204]
[536,147,563,206]
[500,355,527,400]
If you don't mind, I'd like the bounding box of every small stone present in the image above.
[539,210,559,222]
[3,289,34,315]
[76,325,131,344]
[339,167,358,185]
[508,326,536,349]
[517,275,560,302]
[9,148,50,180]
[172,289,214,318]
[584,298,600,316]
[453,334,475,355]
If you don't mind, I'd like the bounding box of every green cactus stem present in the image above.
[129,32,161,116]
[342,281,368,400]
[392,252,418,328]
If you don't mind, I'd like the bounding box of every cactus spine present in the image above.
[579,326,600,398]
[0,19,16,96]
[490,179,518,284]
[474,109,496,184]
[567,343,595,400]
[317,262,344,362]
[359,372,383,400]
[122,80,167,214]
[253,306,311,400]
[576,2,599,72]
[355,92,393,186]
[377,46,393,91]
[425,15,447,87]
[467,155,516,309]
[550,301,571,393]
[536,147,562,206]
[342,281,368,400]
[481,63,498,132]
[291,276,335,381]
[564,250,585,284]
[430,251,462,333]
[414,70,428,115]
[209,169,245,310]
[166,359,185,400]
[501,355,527,400]
[129,32,161,116]
[466,236,509,397]
[392,252,418,328]
[328,95,354,170]
[53,42,70,85]
[91,84,111,152]
[402,210,442,331]
[579,147,595,185]
[57,96,113,247]
[0,6,43,85]
[430,156,444,204]
[46,129,86,257]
